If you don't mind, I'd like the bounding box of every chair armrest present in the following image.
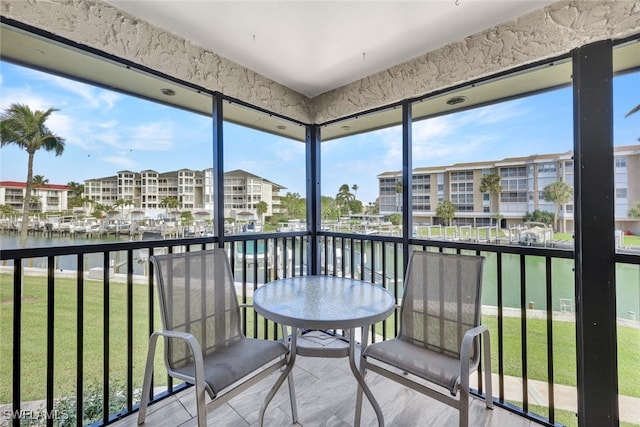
[459,325,490,393]
[151,330,205,391]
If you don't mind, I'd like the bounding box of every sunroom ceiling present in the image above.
[104,0,555,98]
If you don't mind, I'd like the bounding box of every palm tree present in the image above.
[114,198,135,219]
[480,173,503,236]
[66,181,86,211]
[435,199,456,226]
[91,202,109,219]
[256,200,268,224]
[31,175,48,214]
[395,179,403,212]
[351,184,360,200]
[0,103,65,247]
[160,196,181,219]
[32,174,49,188]
[543,181,573,233]
[335,184,355,215]
[625,104,639,117]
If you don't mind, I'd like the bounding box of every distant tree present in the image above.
[256,200,268,223]
[479,173,502,196]
[280,192,305,219]
[347,199,363,214]
[67,181,86,210]
[480,173,503,235]
[32,174,49,188]
[28,195,42,213]
[160,196,181,219]
[543,181,573,232]
[436,200,456,226]
[335,184,355,214]
[351,184,360,200]
[0,103,65,247]
[628,201,640,219]
[0,204,18,217]
[523,209,554,225]
[180,210,194,225]
[321,196,339,221]
[67,181,84,197]
[114,198,134,219]
[91,202,109,219]
[387,213,402,225]
[395,179,403,212]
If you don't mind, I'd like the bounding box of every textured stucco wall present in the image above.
[0,0,313,123]
[312,0,640,123]
[1,1,639,125]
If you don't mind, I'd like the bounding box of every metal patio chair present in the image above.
[138,248,297,427]
[355,250,493,427]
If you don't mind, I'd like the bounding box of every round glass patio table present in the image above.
[253,275,395,427]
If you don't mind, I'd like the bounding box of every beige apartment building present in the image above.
[379,144,640,233]
[83,168,284,221]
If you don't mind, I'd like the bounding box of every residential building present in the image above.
[379,145,640,233]
[222,169,284,221]
[83,168,284,221]
[0,181,69,213]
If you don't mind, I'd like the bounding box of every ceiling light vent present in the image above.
[446,96,467,105]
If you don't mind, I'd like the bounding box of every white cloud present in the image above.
[46,75,100,108]
[0,87,52,112]
[102,155,137,169]
[128,122,174,151]
[98,120,119,128]
[99,91,121,109]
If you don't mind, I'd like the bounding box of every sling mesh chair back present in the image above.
[356,250,492,427]
[138,248,297,427]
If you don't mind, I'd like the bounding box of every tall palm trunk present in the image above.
[19,151,35,248]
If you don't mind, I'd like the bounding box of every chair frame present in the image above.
[137,248,297,427]
[355,251,493,427]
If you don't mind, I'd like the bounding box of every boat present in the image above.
[516,222,554,246]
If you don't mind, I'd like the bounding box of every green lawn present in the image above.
[2,272,639,407]
[482,316,640,397]
[0,273,165,404]
[0,273,274,404]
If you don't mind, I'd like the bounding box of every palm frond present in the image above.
[625,104,640,118]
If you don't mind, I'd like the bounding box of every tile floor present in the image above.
[114,354,534,427]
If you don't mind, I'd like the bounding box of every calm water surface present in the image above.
[2,234,638,319]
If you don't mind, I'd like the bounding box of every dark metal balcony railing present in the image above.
[1,232,638,427]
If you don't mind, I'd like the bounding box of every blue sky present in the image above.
[1,60,638,205]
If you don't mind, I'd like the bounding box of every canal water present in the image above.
[2,234,639,321]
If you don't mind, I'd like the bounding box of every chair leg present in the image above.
[459,385,469,427]
[259,327,298,426]
[354,371,365,427]
[483,330,494,409]
[286,367,298,423]
[138,333,159,425]
[283,324,299,423]
[354,326,367,427]
[194,382,207,427]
